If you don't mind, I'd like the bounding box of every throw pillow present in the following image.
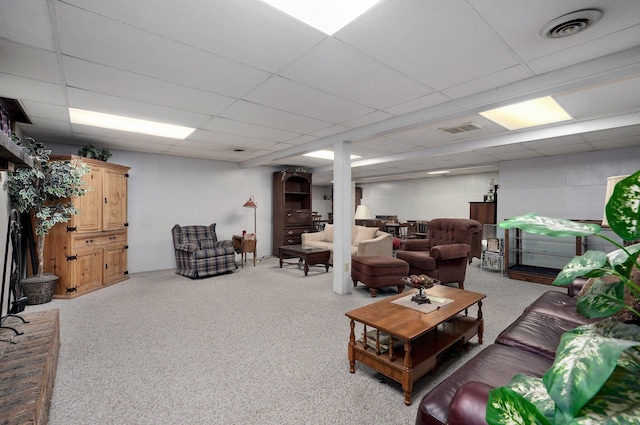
[323,224,334,242]
[354,226,378,245]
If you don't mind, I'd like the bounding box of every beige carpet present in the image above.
[24,257,562,425]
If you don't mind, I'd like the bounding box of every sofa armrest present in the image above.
[430,243,470,261]
[447,381,493,425]
[357,232,393,257]
[175,242,198,253]
[302,231,326,244]
[216,240,233,249]
[399,239,430,251]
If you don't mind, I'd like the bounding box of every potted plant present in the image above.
[486,170,640,424]
[78,143,112,162]
[6,136,90,304]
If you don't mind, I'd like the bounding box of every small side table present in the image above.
[233,235,257,267]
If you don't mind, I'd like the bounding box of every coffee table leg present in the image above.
[348,320,356,373]
[279,257,283,268]
[402,339,414,405]
[304,258,309,276]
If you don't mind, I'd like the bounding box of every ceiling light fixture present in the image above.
[479,96,572,130]
[303,150,361,160]
[427,170,450,175]
[69,108,195,139]
[260,0,382,35]
[540,9,603,39]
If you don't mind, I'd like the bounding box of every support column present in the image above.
[332,141,352,295]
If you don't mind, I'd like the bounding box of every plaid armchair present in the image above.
[171,223,236,278]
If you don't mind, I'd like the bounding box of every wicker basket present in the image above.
[21,275,59,305]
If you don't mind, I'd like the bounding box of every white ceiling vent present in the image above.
[440,122,483,135]
[540,9,603,39]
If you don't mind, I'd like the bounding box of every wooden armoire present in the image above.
[468,201,497,263]
[272,171,312,254]
[43,155,130,298]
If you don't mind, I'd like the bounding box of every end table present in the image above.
[233,234,257,267]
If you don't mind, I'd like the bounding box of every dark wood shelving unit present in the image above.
[272,171,312,254]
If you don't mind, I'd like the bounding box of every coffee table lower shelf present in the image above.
[348,315,482,406]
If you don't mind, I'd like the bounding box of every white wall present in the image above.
[312,185,332,220]
[359,172,499,222]
[48,144,275,273]
[499,146,640,222]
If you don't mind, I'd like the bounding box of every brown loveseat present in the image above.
[415,278,600,425]
[396,218,481,289]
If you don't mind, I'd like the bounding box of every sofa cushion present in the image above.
[323,224,334,242]
[495,310,587,360]
[395,250,436,271]
[416,344,553,425]
[523,290,600,326]
[354,226,378,245]
[198,239,216,250]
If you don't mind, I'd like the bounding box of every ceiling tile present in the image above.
[56,2,270,98]
[60,0,325,73]
[337,1,519,90]
[67,88,212,128]
[0,73,65,105]
[220,100,331,134]
[0,39,61,84]
[63,57,236,116]
[0,0,55,50]
[556,76,640,120]
[202,117,300,142]
[244,76,375,123]
[280,38,432,109]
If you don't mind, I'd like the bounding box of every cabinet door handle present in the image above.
[287,239,294,244]
[287,230,293,235]
[104,197,108,204]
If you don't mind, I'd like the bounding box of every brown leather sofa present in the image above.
[415,279,600,425]
[396,218,481,289]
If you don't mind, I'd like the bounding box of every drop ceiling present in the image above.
[1,0,640,185]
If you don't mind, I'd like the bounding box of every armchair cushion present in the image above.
[430,243,471,261]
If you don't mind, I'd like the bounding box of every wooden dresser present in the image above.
[272,171,312,254]
[44,155,129,298]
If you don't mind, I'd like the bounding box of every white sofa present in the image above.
[301,224,393,264]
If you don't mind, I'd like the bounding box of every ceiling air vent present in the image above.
[540,9,603,39]
[440,122,483,135]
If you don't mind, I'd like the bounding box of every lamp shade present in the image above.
[354,205,373,220]
[243,195,257,236]
[602,175,628,227]
[243,195,257,209]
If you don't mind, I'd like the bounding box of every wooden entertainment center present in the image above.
[43,155,130,298]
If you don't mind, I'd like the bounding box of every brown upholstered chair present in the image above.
[395,218,481,289]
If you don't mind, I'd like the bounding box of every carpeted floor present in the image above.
[25,257,562,425]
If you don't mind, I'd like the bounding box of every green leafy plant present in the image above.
[78,143,112,161]
[486,169,640,424]
[6,136,90,276]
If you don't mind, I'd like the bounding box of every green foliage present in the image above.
[487,319,640,425]
[6,136,90,276]
[78,143,112,161]
[487,170,640,424]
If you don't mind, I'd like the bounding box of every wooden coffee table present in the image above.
[345,285,485,405]
[278,245,330,276]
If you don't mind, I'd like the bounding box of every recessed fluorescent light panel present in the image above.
[69,108,195,139]
[479,96,572,130]
[303,150,361,160]
[261,0,382,35]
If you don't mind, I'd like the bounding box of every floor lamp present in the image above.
[243,195,257,236]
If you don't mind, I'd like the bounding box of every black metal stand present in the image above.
[1,209,29,336]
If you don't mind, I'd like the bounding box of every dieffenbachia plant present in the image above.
[486,169,640,424]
